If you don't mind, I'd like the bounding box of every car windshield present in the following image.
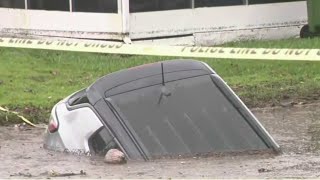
[108,75,268,158]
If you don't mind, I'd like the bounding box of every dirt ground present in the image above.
[1,103,320,179]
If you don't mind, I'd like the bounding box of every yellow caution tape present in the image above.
[0,37,320,61]
[0,106,37,127]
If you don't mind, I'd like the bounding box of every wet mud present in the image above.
[1,103,320,178]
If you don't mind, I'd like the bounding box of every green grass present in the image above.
[1,38,320,125]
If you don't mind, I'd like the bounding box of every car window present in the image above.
[68,89,90,106]
[89,127,117,155]
[109,75,268,158]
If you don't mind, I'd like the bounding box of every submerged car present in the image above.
[44,59,280,160]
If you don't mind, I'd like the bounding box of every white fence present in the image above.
[0,0,307,45]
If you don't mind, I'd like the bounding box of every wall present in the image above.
[0,8,123,40]
[130,1,307,45]
[0,1,308,45]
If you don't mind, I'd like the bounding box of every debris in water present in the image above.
[280,101,296,107]
[10,172,32,177]
[258,168,272,173]
[14,123,31,131]
[104,149,126,164]
[48,170,86,177]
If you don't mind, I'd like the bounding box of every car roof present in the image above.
[86,59,214,104]
[83,59,279,160]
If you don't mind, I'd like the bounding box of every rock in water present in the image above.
[104,149,126,164]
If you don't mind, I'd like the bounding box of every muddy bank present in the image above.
[1,103,320,178]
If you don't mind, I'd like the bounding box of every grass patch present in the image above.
[1,38,320,124]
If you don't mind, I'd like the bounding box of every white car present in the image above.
[44,59,280,160]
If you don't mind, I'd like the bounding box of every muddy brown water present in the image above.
[1,104,320,178]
